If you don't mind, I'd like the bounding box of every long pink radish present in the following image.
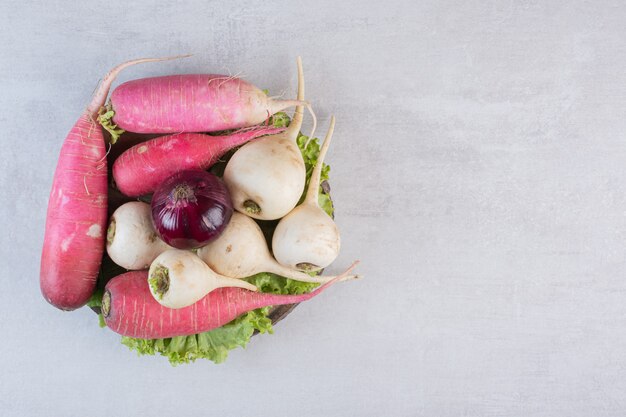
[103,261,359,338]
[112,126,284,197]
[101,66,308,141]
[40,56,187,311]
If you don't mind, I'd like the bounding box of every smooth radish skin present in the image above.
[106,202,172,270]
[103,261,359,338]
[40,56,184,310]
[273,117,340,272]
[148,249,258,309]
[197,212,355,284]
[102,67,309,141]
[223,57,310,220]
[113,126,284,197]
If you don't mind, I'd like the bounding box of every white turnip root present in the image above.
[223,57,312,221]
[148,249,258,309]
[197,212,353,283]
[272,117,340,272]
[106,202,172,270]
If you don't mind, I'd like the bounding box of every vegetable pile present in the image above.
[40,56,359,365]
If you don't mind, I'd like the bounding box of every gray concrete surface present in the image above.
[1,1,626,416]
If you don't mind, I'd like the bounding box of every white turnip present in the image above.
[148,249,257,309]
[197,212,353,283]
[223,57,312,220]
[106,202,172,270]
[272,117,340,271]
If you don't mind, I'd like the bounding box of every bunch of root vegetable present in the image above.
[40,55,359,346]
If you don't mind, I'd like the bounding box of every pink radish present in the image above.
[103,261,359,338]
[112,126,283,197]
[40,56,185,311]
[100,62,310,141]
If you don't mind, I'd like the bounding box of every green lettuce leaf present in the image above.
[271,111,334,217]
[91,110,332,365]
[121,307,272,364]
[296,131,333,217]
[116,272,318,366]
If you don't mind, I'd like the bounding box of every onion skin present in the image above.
[151,170,233,249]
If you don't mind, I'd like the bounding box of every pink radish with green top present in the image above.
[99,65,311,142]
[40,56,185,311]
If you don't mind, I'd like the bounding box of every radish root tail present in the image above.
[315,260,361,288]
[289,56,305,135]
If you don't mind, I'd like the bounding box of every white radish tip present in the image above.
[304,102,317,142]
[309,261,361,291]
[331,260,360,282]
[283,56,311,139]
[134,53,193,61]
[234,279,258,292]
[339,274,362,283]
[296,57,304,101]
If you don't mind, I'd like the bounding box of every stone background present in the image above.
[1,1,626,415]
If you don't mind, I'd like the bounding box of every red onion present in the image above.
[151,170,233,249]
